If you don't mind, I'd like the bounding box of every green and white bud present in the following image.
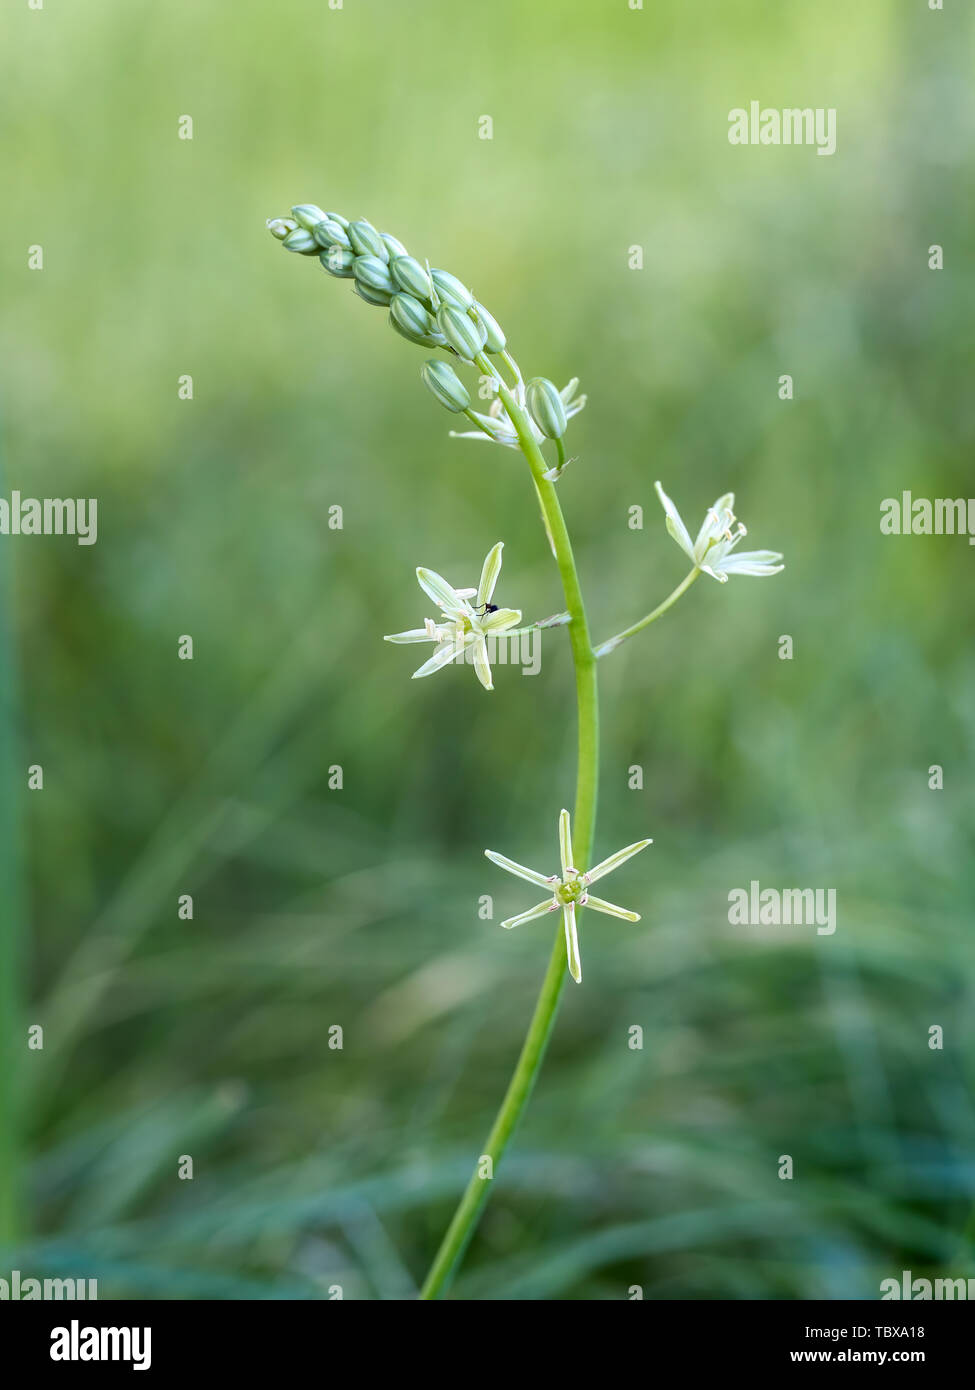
[381,232,409,261]
[291,204,330,231]
[390,256,434,301]
[325,211,350,229]
[354,281,394,307]
[526,378,568,439]
[437,303,488,361]
[319,246,356,278]
[471,302,506,353]
[348,219,386,259]
[390,293,440,345]
[430,268,474,311]
[390,318,444,349]
[421,360,471,413]
[282,227,320,255]
[313,219,351,250]
[267,217,297,241]
[353,255,396,295]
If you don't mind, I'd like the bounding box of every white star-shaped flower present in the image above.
[450,377,587,449]
[655,481,784,582]
[485,809,651,983]
[384,541,521,692]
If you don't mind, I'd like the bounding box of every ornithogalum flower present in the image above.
[485,809,651,983]
[655,481,784,582]
[383,541,521,692]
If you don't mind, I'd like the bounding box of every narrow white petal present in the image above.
[485,849,555,889]
[558,808,573,877]
[585,838,652,884]
[464,410,505,434]
[716,550,784,577]
[480,606,521,633]
[476,541,505,608]
[584,895,640,922]
[563,902,582,983]
[654,481,694,559]
[383,628,437,644]
[472,636,493,691]
[416,566,466,615]
[501,898,558,929]
[411,638,464,679]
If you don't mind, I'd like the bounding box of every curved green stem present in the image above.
[419,363,599,1300]
[594,567,700,658]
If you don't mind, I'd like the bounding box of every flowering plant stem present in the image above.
[594,566,701,659]
[418,374,599,1300]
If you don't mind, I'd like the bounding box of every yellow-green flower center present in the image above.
[556,874,586,905]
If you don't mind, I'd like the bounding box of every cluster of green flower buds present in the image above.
[268,203,506,363]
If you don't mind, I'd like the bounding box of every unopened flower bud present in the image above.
[282,228,320,255]
[526,377,568,439]
[381,233,409,261]
[324,211,350,229]
[390,318,444,349]
[471,302,506,353]
[348,219,386,259]
[437,303,487,361]
[430,269,474,310]
[313,219,351,250]
[267,217,297,241]
[422,360,471,413]
[390,256,433,301]
[354,281,394,307]
[291,204,330,231]
[390,293,440,345]
[319,246,356,278]
[353,255,396,295]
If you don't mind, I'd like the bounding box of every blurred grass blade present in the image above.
[0,425,25,1245]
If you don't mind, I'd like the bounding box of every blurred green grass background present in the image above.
[1,0,974,1298]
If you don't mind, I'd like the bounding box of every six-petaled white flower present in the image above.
[450,377,587,449]
[485,808,651,983]
[655,481,784,583]
[383,541,522,692]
